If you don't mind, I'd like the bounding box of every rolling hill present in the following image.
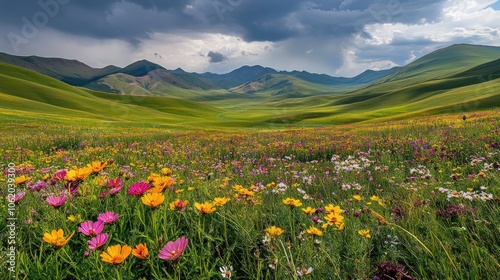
[0,43,499,128]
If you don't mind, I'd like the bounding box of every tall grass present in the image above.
[1,110,499,279]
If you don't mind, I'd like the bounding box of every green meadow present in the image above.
[0,43,500,279]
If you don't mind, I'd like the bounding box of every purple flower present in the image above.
[29,180,47,192]
[88,233,109,251]
[78,221,104,237]
[127,182,150,196]
[159,236,188,261]
[46,194,67,208]
[97,212,119,224]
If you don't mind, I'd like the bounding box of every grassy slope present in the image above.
[0,63,225,127]
[1,44,499,128]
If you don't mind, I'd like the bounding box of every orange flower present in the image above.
[151,176,176,192]
[101,244,132,264]
[132,244,149,259]
[169,199,189,211]
[195,202,216,214]
[141,192,165,209]
[89,161,108,173]
[283,198,302,207]
[43,229,74,248]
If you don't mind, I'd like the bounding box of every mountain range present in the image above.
[0,43,499,128]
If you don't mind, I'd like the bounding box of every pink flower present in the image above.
[97,212,119,224]
[109,178,124,196]
[46,194,67,208]
[14,191,26,204]
[159,236,188,261]
[127,182,150,196]
[78,221,104,237]
[28,180,47,191]
[88,233,109,251]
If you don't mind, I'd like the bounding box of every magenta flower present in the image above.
[88,233,108,251]
[159,236,188,261]
[78,221,104,237]
[109,178,124,196]
[97,212,119,224]
[127,182,150,196]
[46,194,67,208]
[53,170,67,181]
[108,178,123,189]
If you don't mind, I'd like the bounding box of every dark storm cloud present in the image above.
[207,51,226,63]
[0,0,448,44]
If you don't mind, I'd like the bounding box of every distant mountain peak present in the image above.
[121,60,165,77]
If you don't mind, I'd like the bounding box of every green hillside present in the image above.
[0,63,224,128]
[1,44,499,129]
[0,52,119,86]
[380,44,500,84]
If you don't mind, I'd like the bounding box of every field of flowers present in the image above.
[1,110,499,280]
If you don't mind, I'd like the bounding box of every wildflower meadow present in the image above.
[1,110,499,279]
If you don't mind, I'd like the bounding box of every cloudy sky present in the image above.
[1,0,499,77]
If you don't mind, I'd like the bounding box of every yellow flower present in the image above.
[370,209,388,225]
[14,175,31,185]
[234,186,255,198]
[370,195,379,201]
[358,229,371,239]
[141,192,165,209]
[194,202,216,214]
[264,226,285,238]
[161,168,173,175]
[65,167,92,182]
[325,204,343,215]
[101,244,132,264]
[324,213,344,225]
[334,222,345,231]
[43,229,74,248]
[147,173,160,183]
[283,198,302,207]
[301,207,316,215]
[352,195,362,201]
[67,214,81,223]
[95,176,109,187]
[132,244,149,259]
[306,226,323,236]
[213,197,231,207]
